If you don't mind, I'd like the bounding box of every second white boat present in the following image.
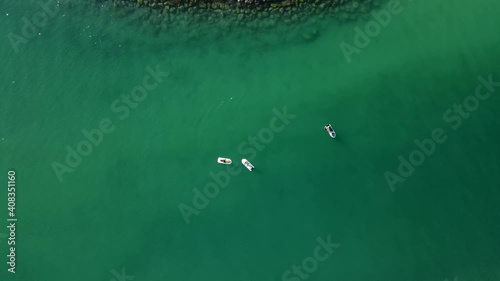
[242,159,255,171]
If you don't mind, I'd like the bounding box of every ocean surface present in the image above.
[1,0,500,280]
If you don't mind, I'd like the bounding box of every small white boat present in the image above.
[241,159,254,171]
[217,157,232,165]
[324,124,336,139]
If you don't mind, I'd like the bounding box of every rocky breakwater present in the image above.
[109,0,379,44]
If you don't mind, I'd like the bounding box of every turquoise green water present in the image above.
[1,0,500,280]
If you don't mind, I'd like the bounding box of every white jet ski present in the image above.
[241,159,255,171]
[324,124,336,138]
[217,157,232,165]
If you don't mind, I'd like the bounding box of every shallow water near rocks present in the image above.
[1,0,500,280]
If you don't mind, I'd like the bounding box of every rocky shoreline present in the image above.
[64,0,380,50]
[124,0,370,11]
[106,0,378,43]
